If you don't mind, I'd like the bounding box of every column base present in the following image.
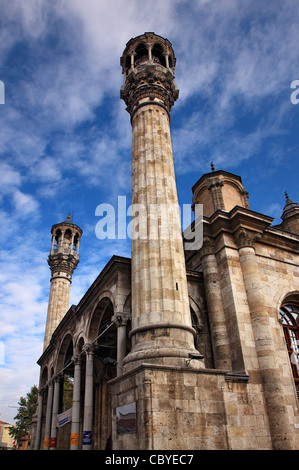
[125,322,205,371]
[122,347,205,371]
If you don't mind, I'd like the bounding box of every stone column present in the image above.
[201,238,232,370]
[146,43,153,61]
[50,234,55,254]
[130,51,135,68]
[82,344,94,450]
[120,34,203,368]
[43,379,54,450]
[70,355,81,450]
[50,374,61,450]
[208,180,224,212]
[163,51,170,68]
[114,314,129,376]
[71,233,75,253]
[237,228,295,450]
[35,390,44,450]
[125,103,200,366]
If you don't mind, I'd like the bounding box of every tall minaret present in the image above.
[120,33,203,367]
[43,213,82,350]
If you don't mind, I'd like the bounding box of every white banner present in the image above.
[57,407,72,427]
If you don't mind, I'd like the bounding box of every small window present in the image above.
[280,304,299,399]
[134,42,147,66]
[152,43,166,67]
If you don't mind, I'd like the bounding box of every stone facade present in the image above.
[32,33,299,450]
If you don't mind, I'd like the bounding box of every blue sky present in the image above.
[0,0,298,423]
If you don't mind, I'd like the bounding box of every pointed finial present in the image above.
[211,162,215,172]
[284,191,294,206]
[67,211,71,220]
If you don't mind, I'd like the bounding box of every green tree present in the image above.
[9,385,38,442]
[62,374,74,411]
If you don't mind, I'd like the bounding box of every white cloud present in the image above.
[30,156,61,183]
[12,190,39,217]
[0,238,49,422]
[0,162,22,194]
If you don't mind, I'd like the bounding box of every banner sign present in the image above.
[70,433,79,447]
[116,402,136,434]
[43,438,50,449]
[50,437,57,449]
[57,407,72,427]
[83,431,92,445]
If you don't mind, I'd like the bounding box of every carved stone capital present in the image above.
[200,236,216,257]
[207,178,224,190]
[47,377,54,388]
[234,228,261,249]
[82,343,95,356]
[71,354,81,366]
[112,313,130,327]
[48,253,79,278]
[53,372,63,382]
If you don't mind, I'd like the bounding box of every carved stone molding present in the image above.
[121,64,179,117]
[112,313,130,328]
[71,354,81,366]
[82,342,95,356]
[200,235,216,257]
[48,253,79,277]
[234,227,262,249]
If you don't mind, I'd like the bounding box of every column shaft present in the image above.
[82,345,94,450]
[70,356,81,450]
[201,252,232,369]
[50,376,61,450]
[125,104,199,366]
[35,391,43,450]
[43,380,53,450]
[117,323,127,376]
[239,245,294,450]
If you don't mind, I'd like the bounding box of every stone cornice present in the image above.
[121,64,179,117]
[200,206,299,254]
[74,255,131,316]
[48,252,79,276]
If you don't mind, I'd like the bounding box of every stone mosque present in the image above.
[31,33,299,450]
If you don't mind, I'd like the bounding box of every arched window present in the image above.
[152,43,166,67]
[280,303,299,399]
[54,229,62,251]
[134,42,147,66]
[64,229,72,248]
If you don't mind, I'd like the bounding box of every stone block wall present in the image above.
[110,364,275,450]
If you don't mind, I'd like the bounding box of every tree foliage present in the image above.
[62,374,74,411]
[8,385,38,442]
